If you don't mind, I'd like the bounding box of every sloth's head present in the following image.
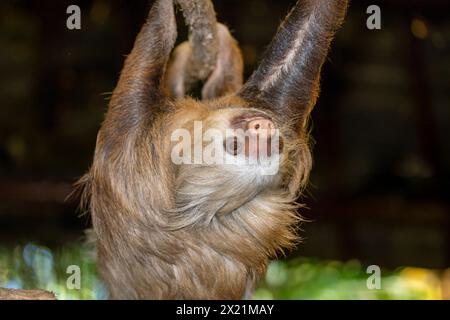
[160,97,301,228]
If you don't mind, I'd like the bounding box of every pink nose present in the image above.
[247,118,275,137]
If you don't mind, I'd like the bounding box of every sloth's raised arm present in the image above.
[108,0,176,121]
[239,0,349,128]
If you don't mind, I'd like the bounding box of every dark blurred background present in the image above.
[0,0,449,270]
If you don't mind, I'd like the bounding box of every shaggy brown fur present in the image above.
[79,0,348,299]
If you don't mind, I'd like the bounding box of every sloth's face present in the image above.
[168,98,285,178]
[162,97,290,223]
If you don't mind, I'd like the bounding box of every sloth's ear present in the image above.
[239,0,348,129]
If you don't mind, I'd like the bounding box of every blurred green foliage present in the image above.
[254,258,441,299]
[0,243,442,300]
[0,243,103,299]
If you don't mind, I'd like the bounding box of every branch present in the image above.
[0,288,56,300]
[176,0,218,80]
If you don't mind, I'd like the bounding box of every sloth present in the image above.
[79,0,348,299]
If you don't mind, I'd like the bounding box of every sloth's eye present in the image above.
[224,136,242,156]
